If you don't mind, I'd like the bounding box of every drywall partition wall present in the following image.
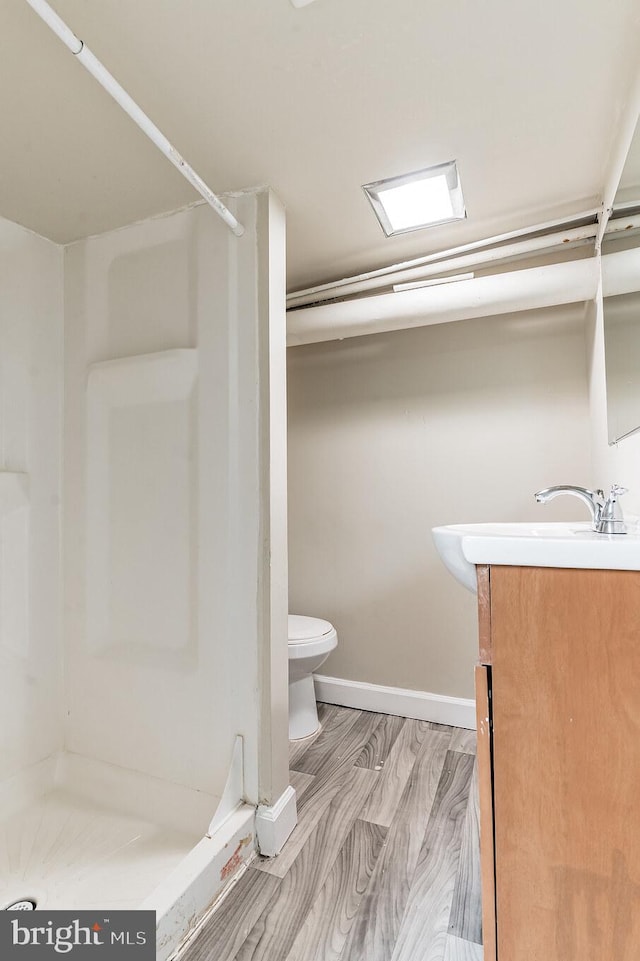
[0,218,63,787]
[64,193,288,808]
[288,305,592,700]
[257,191,290,806]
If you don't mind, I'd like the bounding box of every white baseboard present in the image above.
[314,675,476,730]
[255,785,298,857]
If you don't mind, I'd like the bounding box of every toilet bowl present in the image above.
[288,615,338,740]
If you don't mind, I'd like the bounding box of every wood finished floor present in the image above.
[180,704,482,961]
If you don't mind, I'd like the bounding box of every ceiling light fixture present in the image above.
[362,160,466,237]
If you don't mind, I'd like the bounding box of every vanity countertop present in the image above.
[432,521,640,593]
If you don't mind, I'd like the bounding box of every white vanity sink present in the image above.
[432,521,640,593]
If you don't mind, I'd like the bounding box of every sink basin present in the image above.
[432,521,640,593]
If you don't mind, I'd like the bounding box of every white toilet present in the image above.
[288,614,338,740]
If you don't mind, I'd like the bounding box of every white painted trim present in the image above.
[314,675,476,730]
[255,785,298,857]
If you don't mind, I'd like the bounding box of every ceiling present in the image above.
[2,0,640,291]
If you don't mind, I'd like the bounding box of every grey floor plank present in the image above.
[359,718,435,828]
[254,776,342,879]
[179,866,281,961]
[355,714,405,770]
[290,706,362,773]
[289,703,338,767]
[429,722,455,735]
[449,760,482,943]
[254,766,352,879]
[449,729,477,755]
[284,819,387,961]
[257,713,383,879]
[233,767,379,961]
[292,709,382,778]
[391,751,475,961]
[443,935,483,961]
[180,710,483,961]
[289,769,316,802]
[340,729,451,961]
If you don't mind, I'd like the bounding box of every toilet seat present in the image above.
[288,614,337,660]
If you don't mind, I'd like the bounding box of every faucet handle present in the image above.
[597,484,628,534]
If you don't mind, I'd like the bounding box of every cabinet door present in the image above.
[490,565,640,961]
[475,664,496,961]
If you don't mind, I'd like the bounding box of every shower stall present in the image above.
[0,191,289,959]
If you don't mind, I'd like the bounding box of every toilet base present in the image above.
[289,673,320,740]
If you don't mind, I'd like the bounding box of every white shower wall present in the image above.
[0,219,63,789]
[63,195,288,806]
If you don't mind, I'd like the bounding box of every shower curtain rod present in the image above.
[24,0,245,238]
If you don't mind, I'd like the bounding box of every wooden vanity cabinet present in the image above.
[475,564,640,961]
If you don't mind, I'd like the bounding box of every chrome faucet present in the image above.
[534,484,628,534]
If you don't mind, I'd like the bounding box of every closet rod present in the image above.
[24,0,245,238]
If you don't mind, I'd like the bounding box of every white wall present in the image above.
[0,219,63,783]
[599,430,640,518]
[288,305,592,699]
[64,195,288,807]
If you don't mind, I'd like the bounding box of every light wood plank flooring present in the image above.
[179,704,482,961]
